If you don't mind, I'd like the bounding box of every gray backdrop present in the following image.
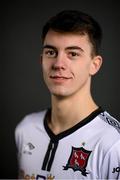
[1,0,120,178]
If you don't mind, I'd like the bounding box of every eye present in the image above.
[43,49,57,58]
[68,51,80,59]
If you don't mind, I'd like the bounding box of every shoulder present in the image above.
[15,109,48,148]
[15,109,47,135]
[97,111,120,151]
[99,111,120,134]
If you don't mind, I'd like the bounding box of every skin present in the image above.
[41,30,102,134]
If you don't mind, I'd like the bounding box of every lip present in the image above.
[50,75,72,83]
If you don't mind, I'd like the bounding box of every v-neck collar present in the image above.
[44,107,104,142]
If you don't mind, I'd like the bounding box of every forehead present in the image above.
[43,30,92,50]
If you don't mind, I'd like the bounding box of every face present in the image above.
[41,30,102,98]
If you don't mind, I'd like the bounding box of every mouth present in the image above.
[49,75,72,83]
[50,75,71,79]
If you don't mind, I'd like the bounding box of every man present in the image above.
[15,10,120,179]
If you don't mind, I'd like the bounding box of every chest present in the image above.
[18,131,103,179]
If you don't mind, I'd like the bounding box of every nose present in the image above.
[52,53,66,70]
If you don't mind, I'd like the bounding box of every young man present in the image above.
[15,10,120,179]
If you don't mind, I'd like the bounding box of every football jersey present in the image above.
[15,107,120,179]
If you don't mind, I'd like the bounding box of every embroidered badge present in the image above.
[63,147,92,176]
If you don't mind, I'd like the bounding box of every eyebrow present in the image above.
[43,45,57,51]
[65,46,84,52]
[43,44,84,52]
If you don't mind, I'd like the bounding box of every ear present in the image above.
[90,55,103,76]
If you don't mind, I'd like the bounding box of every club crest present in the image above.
[63,147,92,176]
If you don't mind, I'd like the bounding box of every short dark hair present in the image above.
[41,10,102,56]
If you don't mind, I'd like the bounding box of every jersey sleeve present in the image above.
[15,123,23,159]
[14,116,28,156]
[101,139,120,179]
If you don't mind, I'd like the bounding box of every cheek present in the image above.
[42,61,50,74]
[41,63,49,83]
[74,62,91,78]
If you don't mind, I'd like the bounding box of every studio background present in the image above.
[1,0,120,178]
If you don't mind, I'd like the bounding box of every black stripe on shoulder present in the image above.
[100,112,120,133]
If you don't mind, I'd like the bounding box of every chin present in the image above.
[51,91,66,97]
[50,90,69,98]
[47,85,75,98]
[50,89,75,99]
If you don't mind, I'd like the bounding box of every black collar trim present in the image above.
[44,107,104,142]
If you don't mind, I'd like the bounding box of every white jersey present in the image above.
[15,107,120,179]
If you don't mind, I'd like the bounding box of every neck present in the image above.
[48,90,98,135]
